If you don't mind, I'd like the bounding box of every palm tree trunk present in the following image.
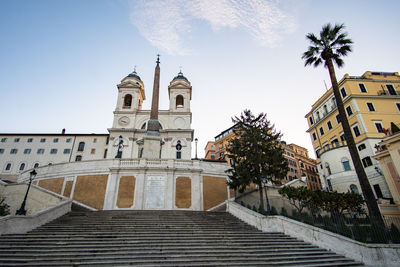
[258,182,265,212]
[326,58,385,228]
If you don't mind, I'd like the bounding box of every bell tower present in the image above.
[168,71,192,113]
[112,70,146,129]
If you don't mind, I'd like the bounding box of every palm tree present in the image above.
[302,23,385,228]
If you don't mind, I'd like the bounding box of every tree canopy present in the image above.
[226,109,288,193]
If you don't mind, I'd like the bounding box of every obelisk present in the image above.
[147,55,161,135]
[142,55,163,159]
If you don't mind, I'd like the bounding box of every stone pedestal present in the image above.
[142,134,162,159]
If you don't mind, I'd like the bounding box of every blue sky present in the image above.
[1,0,399,158]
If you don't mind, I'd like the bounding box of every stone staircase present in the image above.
[0,210,363,266]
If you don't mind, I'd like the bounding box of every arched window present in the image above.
[5,163,11,171]
[176,140,182,159]
[34,163,39,168]
[324,162,331,175]
[75,155,82,162]
[324,105,328,114]
[176,95,184,108]
[341,157,351,171]
[316,111,321,120]
[77,142,85,151]
[350,184,359,194]
[123,94,132,108]
[19,163,25,171]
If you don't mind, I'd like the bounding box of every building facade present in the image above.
[0,62,232,212]
[208,125,320,189]
[305,71,400,199]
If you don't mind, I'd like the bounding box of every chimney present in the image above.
[61,128,66,134]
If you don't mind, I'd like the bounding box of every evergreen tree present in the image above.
[226,109,288,213]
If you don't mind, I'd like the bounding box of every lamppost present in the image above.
[194,138,198,160]
[16,169,37,215]
[261,174,271,215]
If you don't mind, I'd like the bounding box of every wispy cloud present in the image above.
[130,0,297,55]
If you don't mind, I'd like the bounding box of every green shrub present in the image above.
[281,207,288,217]
[0,197,10,216]
[390,223,400,244]
[270,206,278,215]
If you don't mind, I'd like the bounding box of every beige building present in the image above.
[305,71,400,198]
[208,125,320,189]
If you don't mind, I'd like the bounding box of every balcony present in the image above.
[317,141,347,158]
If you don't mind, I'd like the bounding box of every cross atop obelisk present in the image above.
[147,54,161,134]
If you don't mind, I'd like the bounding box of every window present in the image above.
[373,184,383,198]
[309,116,314,125]
[386,84,397,95]
[141,123,146,129]
[319,127,324,135]
[176,140,182,159]
[340,87,347,98]
[123,94,132,108]
[50,149,57,154]
[63,149,71,154]
[342,157,351,171]
[367,102,375,111]
[211,153,215,159]
[34,163,39,168]
[93,138,97,143]
[1,138,7,142]
[53,138,59,143]
[210,145,214,149]
[340,134,345,141]
[5,163,12,171]
[0,149,4,154]
[346,106,353,116]
[331,138,339,145]
[40,138,46,143]
[336,115,341,124]
[106,136,109,145]
[10,149,18,154]
[323,105,328,114]
[350,184,359,194]
[353,125,361,137]
[91,148,96,154]
[312,133,317,141]
[103,149,107,159]
[78,142,85,151]
[358,144,366,151]
[325,162,331,175]
[66,138,72,143]
[24,149,31,154]
[396,103,400,112]
[14,138,20,142]
[176,95,184,108]
[27,138,33,143]
[75,155,82,161]
[19,163,25,171]
[327,121,332,130]
[316,111,321,120]
[375,122,384,133]
[37,149,45,154]
[359,84,367,93]
[362,156,373,168]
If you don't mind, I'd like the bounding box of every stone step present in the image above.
[0,247,325,255]
[0,253,358,266]
[0,210,363,266]
[1,233,292,240]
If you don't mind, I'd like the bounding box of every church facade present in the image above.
[0,60,232,211]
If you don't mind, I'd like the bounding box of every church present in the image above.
[0,58,232,211]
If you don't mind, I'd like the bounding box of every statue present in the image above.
[116,135,123,158]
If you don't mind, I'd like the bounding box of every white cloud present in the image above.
[130,0,297,55]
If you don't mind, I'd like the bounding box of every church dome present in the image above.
[172,71,189,82]
[126,70,142,81]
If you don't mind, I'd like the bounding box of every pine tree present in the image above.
[226,109,288,213]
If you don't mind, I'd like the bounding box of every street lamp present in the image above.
[16,169,37,215]
[194,138,198,160]
[261,174,271,215]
